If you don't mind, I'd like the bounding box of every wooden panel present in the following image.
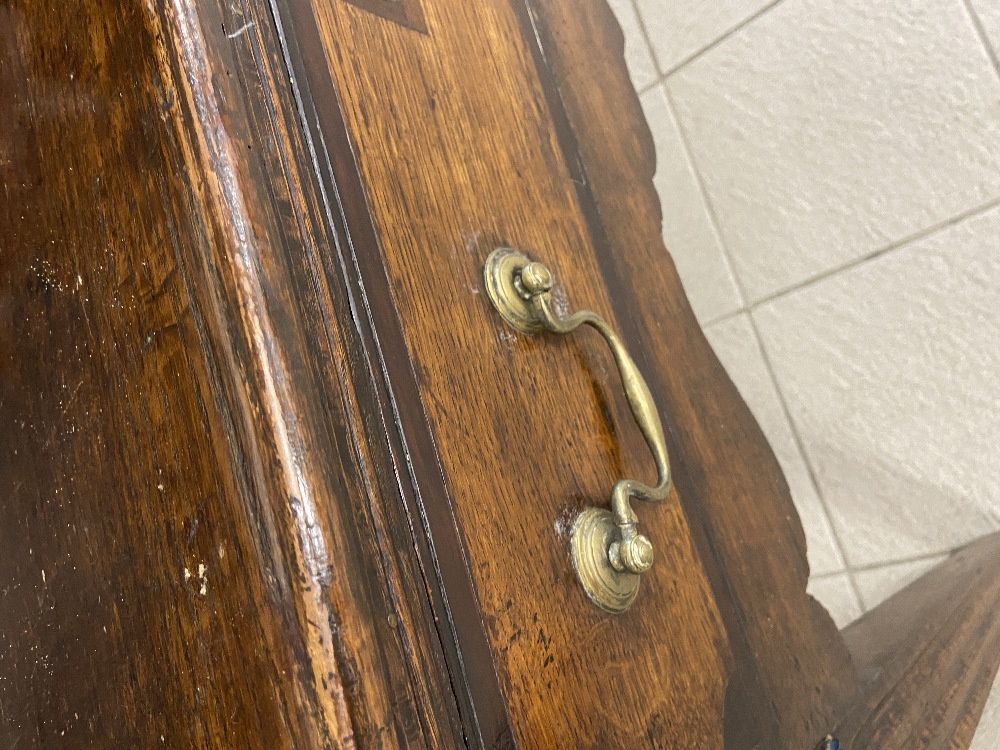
[283,0,734,747]
[0,2,331,744]
[0,0,466,746]
[517,1,861,747]
[837,533,1000,749]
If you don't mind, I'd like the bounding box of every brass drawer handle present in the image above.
[485,248,672,613]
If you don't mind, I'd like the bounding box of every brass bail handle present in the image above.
[484,248,672,613]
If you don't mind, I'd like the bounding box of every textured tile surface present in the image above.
[853,554,947,611]
[807,574,863,628]
[641,86,743,323]
[971,0,1000,57]
[605,0,659,91]
[620,0,1000,739]
[704,314,844,575]
[633,0,773,73]
[668,0,1000,301]
[754,206,1000,568]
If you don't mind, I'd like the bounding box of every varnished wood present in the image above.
[342,0,427,32]
[281,0,740,747]
[836,533,1000,748]
[514,1,862,746]
[3,0,999,747]
[1,0,464,745]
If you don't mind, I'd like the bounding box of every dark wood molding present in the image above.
[269,0,514,745]
[837,533,1000,748]
[1,0,464,745]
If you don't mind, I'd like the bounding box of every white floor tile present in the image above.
[605,0,660,91]
[807,573,863,628]
[754,206,1000,568]
[668,0,1000,301]
[853,554,948,611]
[640,86,743,323]
[704,313,844,575]
[970,0,1000,58]
[633,0,773,74]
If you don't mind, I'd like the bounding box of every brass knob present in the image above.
[610,532,654,574]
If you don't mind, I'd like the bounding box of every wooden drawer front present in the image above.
[284,0,733,746]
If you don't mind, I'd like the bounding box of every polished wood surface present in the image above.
[518,2,863,745]
[281,0,736,747]
[3,0,999,747]
[1,0,464,745]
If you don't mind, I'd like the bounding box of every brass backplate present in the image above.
[483,247,543,334]
[571,508,641,614]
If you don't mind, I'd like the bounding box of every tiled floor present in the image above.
[608,0,1000,741]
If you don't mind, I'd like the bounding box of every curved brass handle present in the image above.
[484,248,672,613]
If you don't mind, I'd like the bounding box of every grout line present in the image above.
[625,0,665,78]
[662,81,853,577]
[809,571,847,581]
[695,305,863,591]
[629,0,1000,606]
[748,194,1000,311]
[844,569,867,613]
[844,549,952,575]
[961,0,1000,81]
[648,0,786,84]
[816,546,969,613]
[723,190,1000,602]
[637,79,660,96]
[622,0,851,580]
[627,3,751,325]
[700,197,1000,587]
[664,90,747,310]
[746,310,855,580]
[701,306,747,331]
[810,544,952,580]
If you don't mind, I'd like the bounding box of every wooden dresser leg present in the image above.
[833,532,1000,749]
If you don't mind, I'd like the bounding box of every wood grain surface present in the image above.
[341,0,427,32]
[837,532,1000,748]
[515,1,863,746]
[0,0,465,746]
[5,0,998,747]
[280,0,738,748]
[270,0,871,744]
